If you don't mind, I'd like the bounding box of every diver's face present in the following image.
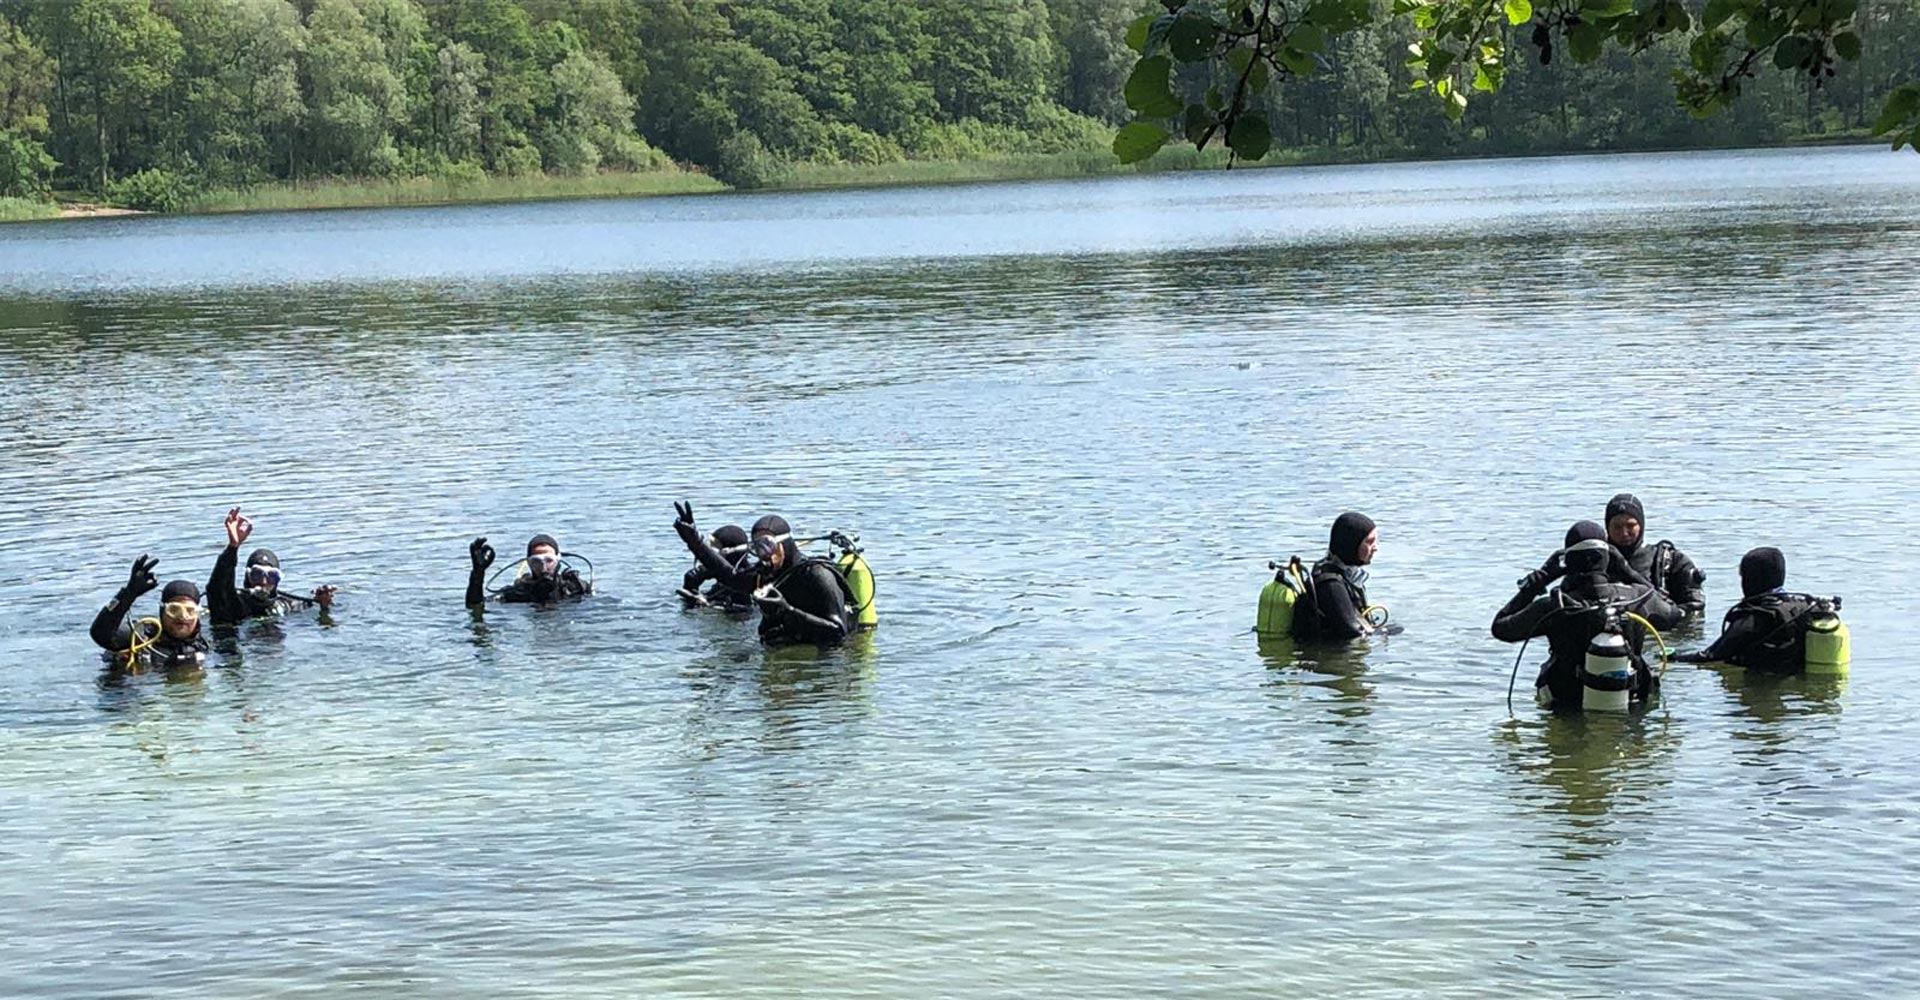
[161,600,200,639]
[1356,528,1379,565]
[244,563,280,594]
[753,534,786,570]
[526,544,560,578]
[1607,515,1642,549]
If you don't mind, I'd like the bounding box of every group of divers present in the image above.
[91,493,1849,714]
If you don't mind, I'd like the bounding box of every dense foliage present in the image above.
[1113,0,1920,162]
[0,0,1911,207]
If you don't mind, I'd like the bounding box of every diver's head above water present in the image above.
[160,579,202,640]
[1740,546,1787,597]
[750,515,796,571]
[1564,519,1607,549]
[524,534,561,579]
[1605,493,1645,553]
[1329,511,1377,566]
[710,524,750,559]
[1561,520,1612,591]
[245,548,282,596]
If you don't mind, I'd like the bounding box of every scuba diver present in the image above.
[1604,493,1706,616]
[1673,547,1827,671]
[465,533,591,607]
[1292,512,1383,641]
[206,507,336,624]
[89,556,211,672]
[672,502,854,646]
[1492,520,1685,710]
[678,523,755,611]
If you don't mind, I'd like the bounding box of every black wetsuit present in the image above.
[1295,555,1369,641]
[1620,539,1705,614]
[1684,591,1817,671]
[678,527,853,646]
[89,591,210,671]
[684,556,755,611]
[466,564,590,606]
[1491,573,1684,709]
[207,545,316,624]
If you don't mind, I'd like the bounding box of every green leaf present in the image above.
[1168,14,1218,62]
[1427,48,1456,78]
[1291,24,1326,53]
[1183,104,1215,146]
[1701,0,1737,30]
[1444,88,1469,119]
[1871,85,1920,135]
[1833,31,1861,62]
[1279,47,1316,76]
[1247,58,1272,93]
[1124,56,1183,118]
[1568,21,1604,62]
[1125,14,1155,53]
[1772,35,1814,70]
[1745,15,1783,49]
[1473,64,1497,91]
[1227,47,1255,74]
[1113,121,1171,163]
[1227,113,1273,159]
[1504,0,1533,25]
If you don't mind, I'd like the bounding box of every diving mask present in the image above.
[751,533,790,562]
[162,601,202,623]
[525,552,561,578]
[245,564,282,590]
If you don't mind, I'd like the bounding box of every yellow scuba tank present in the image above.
[837,550,877,630]
[1256,557,1307,637]
[1803,598,1850,675]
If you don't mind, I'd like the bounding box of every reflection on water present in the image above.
[1258,634,1376,720]
[4,146,1920,998]
[1496,712,1682,859]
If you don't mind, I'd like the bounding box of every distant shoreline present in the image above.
[2,134,1888,226]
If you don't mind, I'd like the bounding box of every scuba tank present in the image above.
[1803,596,1850,674]
[824,532,877,630]
[1256,557,1307,637]
[1581,630,1634,713]
[838,550,877,630]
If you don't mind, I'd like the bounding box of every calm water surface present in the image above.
[2,146,1919,997]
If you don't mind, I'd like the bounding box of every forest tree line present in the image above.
[0,0,1915,209]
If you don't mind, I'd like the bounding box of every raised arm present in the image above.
[674,502,760,593]
[466,537,494,608]
[92,555,157,651]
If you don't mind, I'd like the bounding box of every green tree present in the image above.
[541,47,650,173]
[302,0,417,176]
[428,0,545,171]
[0,10,57,197]
[30,0,182,190]
[922,0,1062,124]
[426,40,486,165]
[1048,0,1142,121]
[162,0,306,185]
[832,0,939,136]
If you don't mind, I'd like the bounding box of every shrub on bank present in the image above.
[106,169,198,213]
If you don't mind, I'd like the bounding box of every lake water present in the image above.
[3,145,1919,998]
